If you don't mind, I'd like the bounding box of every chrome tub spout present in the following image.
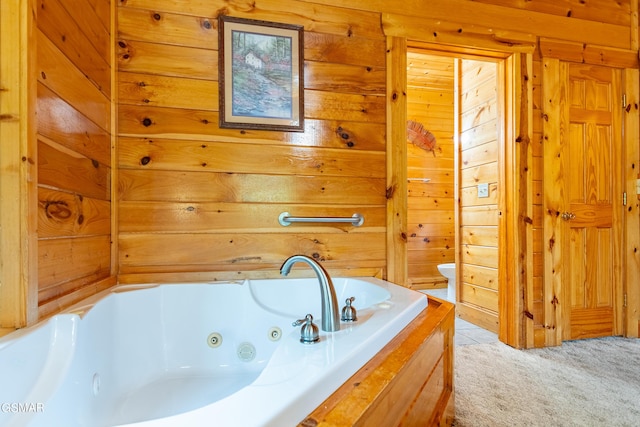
[280,255,340,332]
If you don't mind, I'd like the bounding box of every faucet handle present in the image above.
[341,297,357,322]
[293,314,319,344]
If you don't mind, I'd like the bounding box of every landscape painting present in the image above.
[218,16,304,131]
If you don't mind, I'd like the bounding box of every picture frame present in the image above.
[218,16,304,132]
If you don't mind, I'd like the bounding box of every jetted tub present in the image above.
[0,277,427,427]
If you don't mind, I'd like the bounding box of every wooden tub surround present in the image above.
[300,296,455,427]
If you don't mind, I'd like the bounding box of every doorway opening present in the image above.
[405,46,517,342]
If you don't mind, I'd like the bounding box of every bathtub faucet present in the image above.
[280,255,340,332]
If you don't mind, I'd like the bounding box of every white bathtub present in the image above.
[0,277,427,427]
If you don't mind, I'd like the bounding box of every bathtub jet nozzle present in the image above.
[280,255,341,332]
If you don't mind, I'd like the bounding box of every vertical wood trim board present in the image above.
[453,58,462,306]
[0,0,39,330]
[624,68,640,338]
[110,0,118,277]
[542,58,564,346]
[386,36,408,286]
[498,53,533,349]
[522,53,536,349]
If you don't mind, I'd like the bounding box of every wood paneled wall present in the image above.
[406,53,455,288]
[116,1,388,282]
[3,0,640,346]
[112,0,640,345]
[457,59,500,333]
[353,0,639,345]
[36,0,115,318]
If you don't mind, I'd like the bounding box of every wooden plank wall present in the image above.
[4,0,637,344]
[36,0,115,318]
[406,52,455,288]
[322,0,640,346]
[457,59,500,333]
[111,0,639,344]
[116,1,388,282]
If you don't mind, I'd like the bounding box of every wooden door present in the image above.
[561,63,623,340]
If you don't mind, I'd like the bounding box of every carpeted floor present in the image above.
[453,337,640,427]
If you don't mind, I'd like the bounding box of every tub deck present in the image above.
[300,296,455,426]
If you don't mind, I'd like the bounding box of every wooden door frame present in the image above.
[498,53,533,348]
[386,37,532,348]
[624,69,640,339]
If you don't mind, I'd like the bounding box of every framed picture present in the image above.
[218,16,304,132]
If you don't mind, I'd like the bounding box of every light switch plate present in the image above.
[636,178,640,195]
[478,183,489,198]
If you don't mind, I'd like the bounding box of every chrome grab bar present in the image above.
[278,212,364,227]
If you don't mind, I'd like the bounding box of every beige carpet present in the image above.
[453,337,640,426]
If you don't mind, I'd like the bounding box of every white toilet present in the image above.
[437,263,456,303]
